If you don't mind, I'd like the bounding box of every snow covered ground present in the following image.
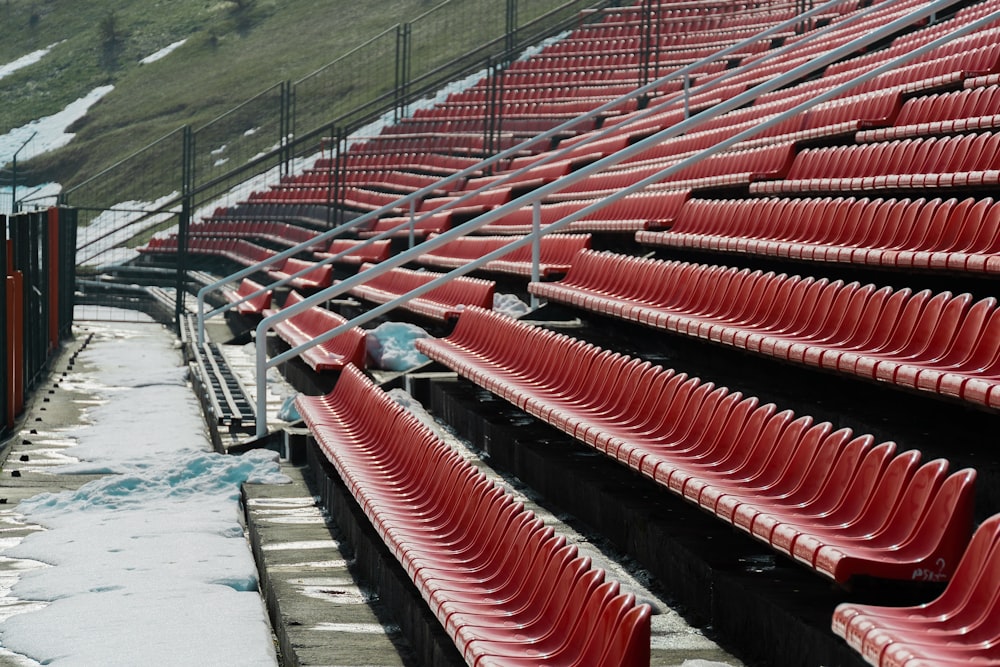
[0,44,61,83]
[0,307,287,666]
[140,39,188,65]
[0,82,112,216]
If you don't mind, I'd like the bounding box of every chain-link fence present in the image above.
[59,0,625,324]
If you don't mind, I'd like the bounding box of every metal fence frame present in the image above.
[59,0,625,324]
[2,208,76,437]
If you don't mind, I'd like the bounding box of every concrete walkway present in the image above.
[0,318,742,666]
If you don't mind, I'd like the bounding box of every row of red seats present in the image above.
[537,34,772,60]
[752,130,1000,195]
[139,237,277,267]
[856,83,1000,143]
[295,365,652,666]
[314,152,484,177]
[265,256,333,291]
[548,142,796,200]
[462,154,595,193]
[413,233,591,278]
[528,250,1000,410]
[589,4,801,31]
[142,236,338,293]
[251,186,409,214]
[442,84,634,106]
[355,187,515,240]
[710,0,978,112]
[206,202,330,226]
[358,209,454,240]
[693,0,926,100]
[478,190,690,235]
[314,238,391,266]
[415,307,977,584]
[348,132,520,157]
[406,98,637,121]
[832,515,1000,667]
[638,195,1000,274]
[384,117,581,138]
[262,291,367,372]
[587,88,899,176]
[497,68,682,90]
[221,278,272,317]
[761,41,1000,111]
[346,263,494,322]
[825,16,1000,79]
[284,169,447,196]
[187,219,323,249]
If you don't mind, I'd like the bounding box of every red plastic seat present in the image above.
[418,308,977,584]
[296,366,651,665]
[833,515,1000,667]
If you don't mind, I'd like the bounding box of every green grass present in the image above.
[0,0,451,191]
[2,0,587,208]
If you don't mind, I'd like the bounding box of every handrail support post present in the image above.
[530,200,541,310]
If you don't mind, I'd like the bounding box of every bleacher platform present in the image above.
[133,0,1000,664]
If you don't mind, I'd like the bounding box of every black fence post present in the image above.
[638,0,664,108]
[281,80,293,177]
[395,23,412,122]
[175,126,194,323]
[59,207,77,338]
[506,0,518,63]
[484,57,505,171]
[1,214,7,436]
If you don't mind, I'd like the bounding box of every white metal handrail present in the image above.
[248,0,991,438]
[196,0,858,344]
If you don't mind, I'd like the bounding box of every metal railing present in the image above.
[236,0,988,438]
[197,0,856,338]
[65,0,625,324]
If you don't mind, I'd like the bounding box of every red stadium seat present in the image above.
[295,366,652,665]
[416,307,977,584]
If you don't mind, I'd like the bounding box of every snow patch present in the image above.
[76,192,180,268]
[494,293,531,318]
[0,85,113,164]
[0,316,285,666]
[0,84,113,216]
[366,321,431,371]
[0,43,61,82]
[139,39,188,65]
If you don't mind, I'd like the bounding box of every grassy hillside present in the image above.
[0,0,440,190]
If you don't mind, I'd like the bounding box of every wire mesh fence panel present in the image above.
[28,0,620,329]
[62,126,186,325]
[63,127,186,217]
[192,82,288,194]
[292,27,400,141]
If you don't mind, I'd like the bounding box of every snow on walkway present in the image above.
[0,308,287,666]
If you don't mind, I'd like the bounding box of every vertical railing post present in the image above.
[408,199,417,250]
[683,73,691,119]
[530,200,541,310]
[484,57,505,172]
